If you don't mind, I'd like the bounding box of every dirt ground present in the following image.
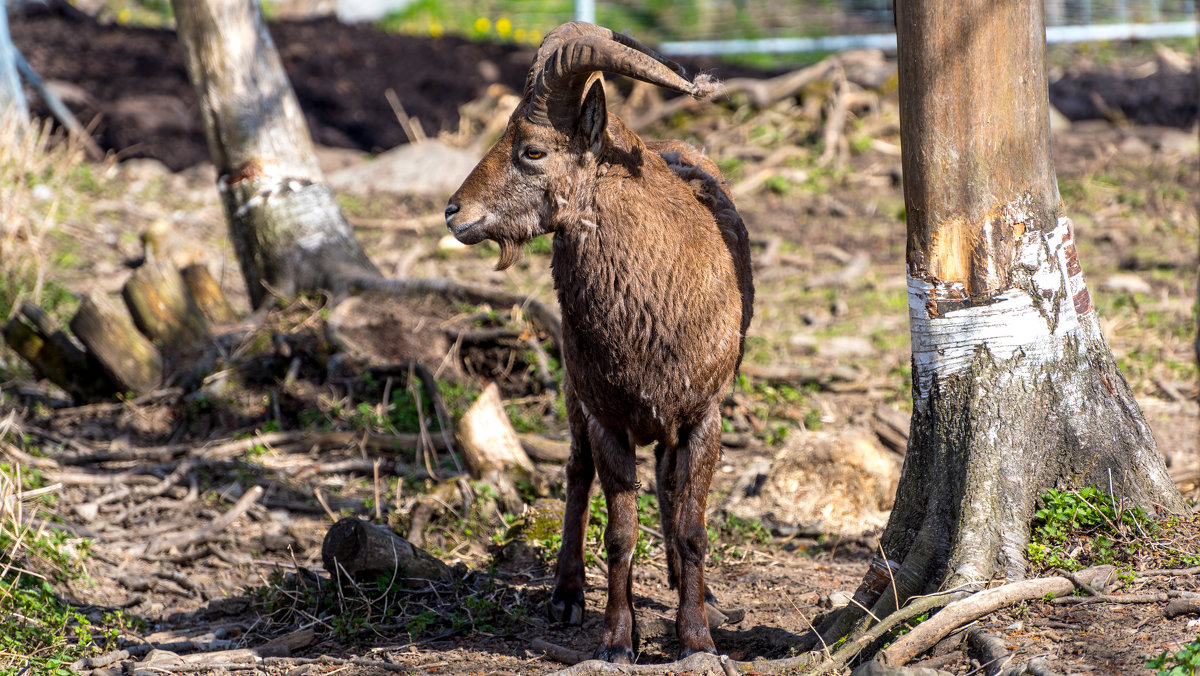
[3,8,1200,676]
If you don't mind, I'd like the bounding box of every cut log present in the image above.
[123,254,210,351]
[3,302,115,401]
[70,293,163,396]
[321,517,452,581]
[456,382,534,511]
[180,264,238,324]
[520,434,571,464]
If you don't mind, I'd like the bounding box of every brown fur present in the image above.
[447,74,753,663]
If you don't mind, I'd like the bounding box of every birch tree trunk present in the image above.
[830,0,1186,636]
[171,0,378,308]
[0,0,27,122]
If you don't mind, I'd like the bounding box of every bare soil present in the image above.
[2,9,1200,676]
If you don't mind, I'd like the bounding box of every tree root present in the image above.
[1054,590,1199,606]
[880,566,1117,666]
[538,567,1130,675]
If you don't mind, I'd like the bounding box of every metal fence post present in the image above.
[575,0,596,24]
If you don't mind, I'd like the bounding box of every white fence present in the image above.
[569,0,1199,55]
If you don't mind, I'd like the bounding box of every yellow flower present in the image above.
[117,7,131,23]
[514,28,527,42]
[429,21,444,38]
[528,29,542,44]
[496,17,512,36]
[474,17,491,33]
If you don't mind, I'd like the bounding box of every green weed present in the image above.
[1,460,118,672]
[1027,487,1154,573]
[1147,636,1200,676]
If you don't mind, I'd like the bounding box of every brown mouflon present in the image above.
[445,21,753,663]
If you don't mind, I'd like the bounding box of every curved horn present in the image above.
[526,22,718,129]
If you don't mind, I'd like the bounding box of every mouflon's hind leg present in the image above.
[590,420,639,664]
[654,442,680,591]
[673,409,722,659]
[549,378,594,625]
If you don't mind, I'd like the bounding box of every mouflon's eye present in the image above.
[524,148,546,160]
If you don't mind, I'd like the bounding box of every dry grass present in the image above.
[0,112,87,321]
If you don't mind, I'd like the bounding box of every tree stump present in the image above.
[181,263,237,324]
[321,517,452,581]
[70,293,162,395]
[123,254,210,352]
[456,382,535,511]
[3,302,114,401]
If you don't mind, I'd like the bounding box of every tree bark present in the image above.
[170,0,378,308]
[0,0,27,122]
[825,0,1186,643]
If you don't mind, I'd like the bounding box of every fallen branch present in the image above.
[966,629,1012,675]
[531,638,591,666]
[63,429,449,465]
[352,276,562,351]
[1052,590,1198,606]
[880,565,1117,666]
[520,434,571,463]
[145,485,263,555]
[262,655,409,672]
[14,49,104,160]
[1141,565,1200,577]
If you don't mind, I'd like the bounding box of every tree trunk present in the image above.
[170,0,378,308]
[827,0,1186,639]
[0,0,27,122]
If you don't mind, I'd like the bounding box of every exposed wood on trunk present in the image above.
[3,302,115,401]
[70,293,162,396]
[321,517,452,581]
[170,0,379,307]
[123,254,210,352]
[898,0,1058,296]
[180,264,238,324]
[456,382,534,511]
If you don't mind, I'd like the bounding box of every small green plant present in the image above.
[1,460,115,672]
[1147,636,1200,676]
[1027,487,1154,572]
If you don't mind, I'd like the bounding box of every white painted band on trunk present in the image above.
[909,217,1098,399]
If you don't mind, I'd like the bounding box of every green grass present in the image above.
[250,563,527,644]
[1,458,124,673]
